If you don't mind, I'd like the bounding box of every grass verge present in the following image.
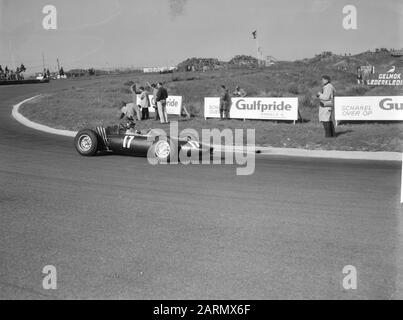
[19,67,403,152]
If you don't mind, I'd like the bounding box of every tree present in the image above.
[88,68,96,76]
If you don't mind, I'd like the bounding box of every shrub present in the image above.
[309,79,319,86]
[342,85,369,96]
[170,76,198,82]
[185,101,202,116]
[124,80,135,87]
[268,91,285,97]
[299,92,316,109]
[120,87,131,94]
[287,82,299,94]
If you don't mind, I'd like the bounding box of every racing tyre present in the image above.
[74,129,99,156]
[150,138,174,163]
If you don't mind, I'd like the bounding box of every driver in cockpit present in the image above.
[119,101,140,134]
[119,101,158,136]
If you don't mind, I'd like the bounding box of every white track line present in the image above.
[12,95,77,138]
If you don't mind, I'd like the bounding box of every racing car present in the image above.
[74,124,213,162]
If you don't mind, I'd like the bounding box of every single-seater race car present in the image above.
[74,124,213,162]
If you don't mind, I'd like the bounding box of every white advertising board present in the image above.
[334,96,403,122]
[204,97,298,121]
[136,95,182,115]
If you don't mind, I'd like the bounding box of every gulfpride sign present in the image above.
[137,95,182,115]
[204,97,298,121]
[334,96,403,123]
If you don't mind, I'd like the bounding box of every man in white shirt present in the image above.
[139,86,150,120]
[130,84,142,121]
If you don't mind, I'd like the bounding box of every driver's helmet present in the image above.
[125,119,136,130]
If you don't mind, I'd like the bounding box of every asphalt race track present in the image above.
[0,80,402,299]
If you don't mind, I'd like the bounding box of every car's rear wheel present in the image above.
[74,129,99,156]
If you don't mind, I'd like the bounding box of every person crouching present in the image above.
[119,101,137,134]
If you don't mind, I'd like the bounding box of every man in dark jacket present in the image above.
[156,82,169,124]
[219,85,231,120]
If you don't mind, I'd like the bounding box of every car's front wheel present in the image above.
[149,138,176,163]
[74,129,99,156]
[154,139,171,161]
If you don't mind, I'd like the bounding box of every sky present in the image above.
[0,0,402,73]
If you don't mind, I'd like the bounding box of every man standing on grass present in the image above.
[317,75,336,138]
[147,82,159,121]
[130,83,142,121]
[357,67,363,84]
[139,86,150,120]
[219,85,231,120]
[156,82,169,124]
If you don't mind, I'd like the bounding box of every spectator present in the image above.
[219,85,231,120]
[139,86,150,120]
[357,67,363,84]
[130,84,142,121]
[317,75,336,138]
[147,82,159,121]
[233,85,247,97]
[156,82,169,124]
